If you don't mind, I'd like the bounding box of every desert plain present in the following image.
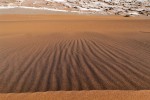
[0,14,150,99]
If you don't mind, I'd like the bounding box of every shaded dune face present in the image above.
[0,31,150,93]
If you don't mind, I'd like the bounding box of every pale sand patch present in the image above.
[0,90,150,100]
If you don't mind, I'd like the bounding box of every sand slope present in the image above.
[1,90,150,100]
[0,15,150,93]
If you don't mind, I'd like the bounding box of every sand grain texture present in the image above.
[0,15,150,93]
[1,90,150,100]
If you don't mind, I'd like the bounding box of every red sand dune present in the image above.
[0,15,150,94]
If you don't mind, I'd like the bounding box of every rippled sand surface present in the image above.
[0,15,150,93]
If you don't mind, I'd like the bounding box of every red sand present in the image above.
[1,90,150,100]
[0,15,150,99]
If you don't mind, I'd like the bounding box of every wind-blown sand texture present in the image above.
[1,90,150,100]
[0,15,150,93]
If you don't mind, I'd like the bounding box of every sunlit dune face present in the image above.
[0,15,150,93]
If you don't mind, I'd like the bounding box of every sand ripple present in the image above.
[0,31,150,93]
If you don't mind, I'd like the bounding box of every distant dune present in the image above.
[0,0,150,16]
[0,15,150,93]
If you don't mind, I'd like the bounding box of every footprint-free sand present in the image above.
[0,14,150,99]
